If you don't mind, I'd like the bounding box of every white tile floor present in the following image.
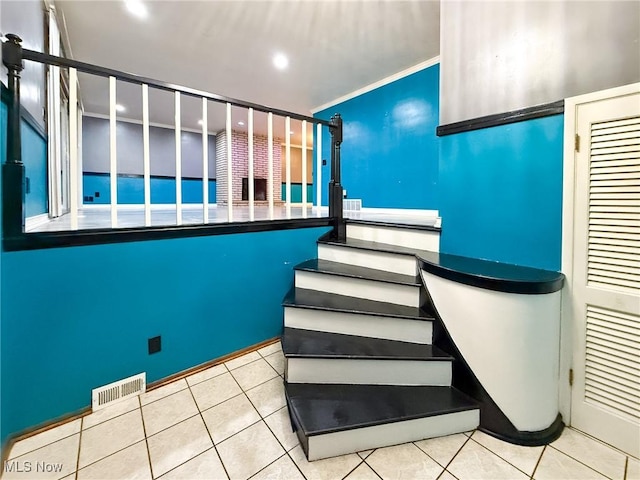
[28,205,439,232]
[4,343,637,480]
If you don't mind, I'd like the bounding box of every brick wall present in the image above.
[216,130,282,204]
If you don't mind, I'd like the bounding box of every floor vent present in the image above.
[91,373,146,410]
[344,199,362,212]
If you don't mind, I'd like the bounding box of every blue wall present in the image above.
[22,121,48,217]
[315,65,440,210]
[83,173,217,204]
[0,97,328,447]
[0,226,326,445]
[439,115,564,271]
[282,183,313,204]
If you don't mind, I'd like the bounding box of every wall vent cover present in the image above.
[91,373,146,411]
[344,199,362,212]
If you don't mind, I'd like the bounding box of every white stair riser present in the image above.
[286,358,451,386]
[318,244,417,276]
[347,223,440,252]
[284,307,433,344]
[307,409,480,461]
[295,271,420,307]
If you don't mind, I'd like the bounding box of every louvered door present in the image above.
[571,89,640,457]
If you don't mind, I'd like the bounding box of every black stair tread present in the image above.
[286,383,478,436]
[319,236,436,259]
[282,328,452,361]
[283,287,435,320]
[346,218,441,232]
[295,259,421,286]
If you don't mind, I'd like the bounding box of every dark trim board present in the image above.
[84,171,216,182]
[436,100,564,136]
[3,217,332,251]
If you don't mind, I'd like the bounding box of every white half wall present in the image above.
[421,270,561,432]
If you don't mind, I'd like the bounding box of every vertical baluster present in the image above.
[316,123,322,217]
[248,108,254,221]
[285,116,291,219]
[69,68,79,230]
[301,120,307,219]
[202,98,209,224]
[267,112,274,220]
[226,102,233,222]
[142,84,151,226]
[175,92,182,225]
[108,75,117,228]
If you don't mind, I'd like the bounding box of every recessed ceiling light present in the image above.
[289,130,294,135]
[238,121,245,126]
[273,53,289,70]
[198,119,204,126]
[124,0,148,19]
[115,104,126,113]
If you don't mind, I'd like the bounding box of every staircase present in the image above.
[282,220,480,461]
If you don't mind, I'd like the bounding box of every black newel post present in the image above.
[2,34,25,237]
[328,113,345,240]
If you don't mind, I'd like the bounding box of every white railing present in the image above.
[7,36,341,234]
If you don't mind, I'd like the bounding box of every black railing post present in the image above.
[328,113,345,240]
[2,34,26,237]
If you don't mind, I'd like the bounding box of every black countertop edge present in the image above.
[346,219,441,232]
[3,217,332,251]
[418,252,564,295]
[436,100,564,137]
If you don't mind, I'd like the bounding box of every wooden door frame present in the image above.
[560,82,640,428]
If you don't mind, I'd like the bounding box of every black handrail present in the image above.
[21,49,331,127]
[2,34,346,242]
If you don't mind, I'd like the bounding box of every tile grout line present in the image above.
[73,417,83,480]
[548,443,619,479]
[245,451,289,480]
[362,456,385,480]
[186,382,232,480]
[184,363,230,390]
[72,412,148,474]
[341,457,366,480]
[236,364,304,479]
[284,450,309,480]
[530,444,546,479]
[135,396,154,479]
[467,434,536,478]
[420,431,472,473]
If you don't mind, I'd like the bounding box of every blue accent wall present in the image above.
[282,183,313,204]
[0,96,328,447]
[83,173,217,204]
[439,115,564,271]
[0,226,327,445]
[315,64,440,210]
[22,121,48,217]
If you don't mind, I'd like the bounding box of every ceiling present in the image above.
[55,0,440,142]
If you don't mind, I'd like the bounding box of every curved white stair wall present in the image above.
[420,270,561,432]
